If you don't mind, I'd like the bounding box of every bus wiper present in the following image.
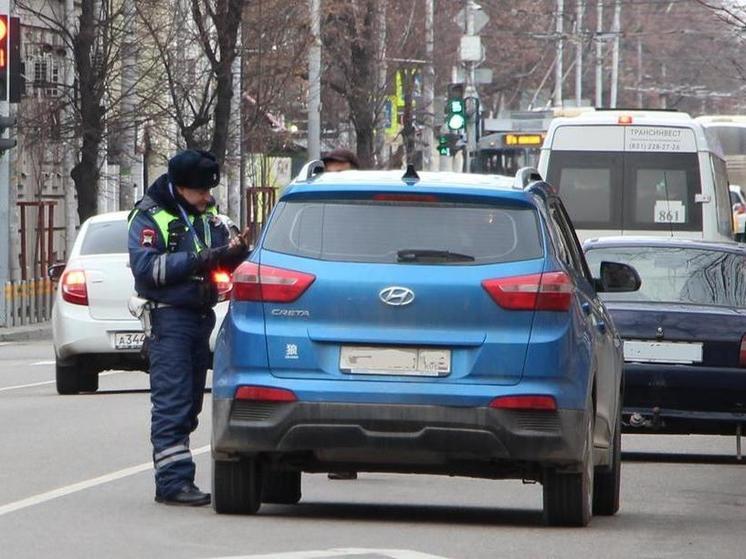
[397,249,475,263]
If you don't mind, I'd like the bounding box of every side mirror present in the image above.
[595,261,641,293]
[48,262,66,282]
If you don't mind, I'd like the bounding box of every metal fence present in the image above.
[246,186,277,247]
[3,277,54,327]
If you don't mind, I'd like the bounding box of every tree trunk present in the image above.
[71,0,105,223]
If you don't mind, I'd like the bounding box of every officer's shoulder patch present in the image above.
[140,228,156,247]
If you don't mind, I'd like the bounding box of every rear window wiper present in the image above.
[397,249,475,263]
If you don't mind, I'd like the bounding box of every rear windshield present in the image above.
[546,151,702,231]
[80,220,128,255]
[262,200,543,265]
[585,246,746,308]
[709,126,746,156]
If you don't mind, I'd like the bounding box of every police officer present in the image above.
[128,149,249,506]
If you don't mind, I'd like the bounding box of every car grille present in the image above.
[511,411,561,433]
[231,401,280,422]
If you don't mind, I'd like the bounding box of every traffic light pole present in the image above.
[464,0,479,173]
[0,0,9,326]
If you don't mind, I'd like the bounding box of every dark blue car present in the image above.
[212,167,638,525]
[584,237,746,439]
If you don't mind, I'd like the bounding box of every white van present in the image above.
[538,110,733,241]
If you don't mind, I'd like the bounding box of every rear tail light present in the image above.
[482,271,573,311]
[739,335,746,367]
[235,385,298,402]
[232,262,315,303]
[212,270,233,302]
[618,115,633,125]
[489,395,557,411]
[60,269,88,306]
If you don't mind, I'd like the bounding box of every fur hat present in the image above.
[168,149,220,189]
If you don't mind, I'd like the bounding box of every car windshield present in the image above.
[585,246,746,308]
[262,199,543,265]
[80,220,129,255]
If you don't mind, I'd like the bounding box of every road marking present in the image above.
[0,380,55,392]
[0,370,130,392]
[31,360,55,366]
[0,445,210,517]
[207,550,451,559]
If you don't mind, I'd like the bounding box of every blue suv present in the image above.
[211,166,639,526]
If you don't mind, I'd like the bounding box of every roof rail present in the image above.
[296,159,325,182]
[513,167,542,190]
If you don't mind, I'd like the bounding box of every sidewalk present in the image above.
[0,322,52,342]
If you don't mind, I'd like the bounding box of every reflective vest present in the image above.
[129,205,218,252]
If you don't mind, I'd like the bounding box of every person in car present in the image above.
[128,149,250,506]
[322,148,360,172]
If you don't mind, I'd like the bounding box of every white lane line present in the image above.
[31,360,55,366]
[0,380,55,392]
[208,550,450,559]
[0,370,130,392]
[0,445,210,517]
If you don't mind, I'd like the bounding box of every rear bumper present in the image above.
[623,363,746,433]
[53,297,143,360]
[212,399,587,475]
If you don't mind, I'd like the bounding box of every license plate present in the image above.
[623,340,703,364]
[114,332,146,350]
[340,346,451,376]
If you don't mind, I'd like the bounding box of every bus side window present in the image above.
[711,155,733,238]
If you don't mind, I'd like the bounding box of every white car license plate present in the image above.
[114,332,146,350]
[623,340,703,364]
[340,346,451,376]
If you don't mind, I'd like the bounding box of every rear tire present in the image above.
[56,357,98,395]
[593,406,622,516]
[262,470,301,504]
[543,408,594,527]
[212,458,262,515]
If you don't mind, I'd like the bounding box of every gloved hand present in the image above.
[196,246,231,273]
[196,239,249,273]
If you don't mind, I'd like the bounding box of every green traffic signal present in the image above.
[438,135,449,156]
[447,113,465,131]
[446,97,466,131]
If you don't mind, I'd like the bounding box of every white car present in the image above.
[51,211,229,395]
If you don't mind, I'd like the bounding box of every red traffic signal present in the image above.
[0,15,7,70]
[0,15,21,102]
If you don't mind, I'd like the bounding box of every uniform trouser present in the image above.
[148,306,216,497]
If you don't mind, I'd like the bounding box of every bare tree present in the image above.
[17,0,162,222]
[138,0,244,166]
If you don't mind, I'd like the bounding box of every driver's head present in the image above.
[322,149,360,172]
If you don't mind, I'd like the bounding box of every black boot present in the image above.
[155,483,211,506]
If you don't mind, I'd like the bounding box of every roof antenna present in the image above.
[402,164,420,184]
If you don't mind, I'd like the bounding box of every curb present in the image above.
[0,323,53,342]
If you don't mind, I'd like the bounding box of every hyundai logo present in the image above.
[379,286,415,306]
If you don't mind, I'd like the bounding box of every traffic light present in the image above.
[438,134,450,156]
[446,83,466,131]
[0,15,22,103]
[0,14,7,101]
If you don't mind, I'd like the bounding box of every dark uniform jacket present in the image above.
[128,174,239,310]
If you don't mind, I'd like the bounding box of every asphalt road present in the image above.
[1,340,745,559]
